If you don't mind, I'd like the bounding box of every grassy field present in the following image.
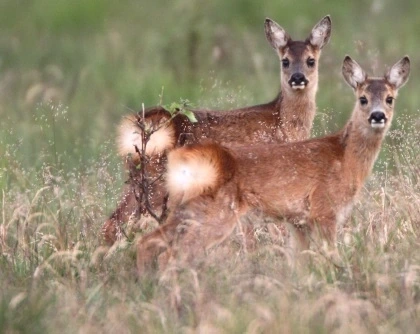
[1,0,419,332]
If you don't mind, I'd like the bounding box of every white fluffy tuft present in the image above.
[117,115,175,158]
[166,153,219,204]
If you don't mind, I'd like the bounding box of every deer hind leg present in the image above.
[136,217,180,276]
[173,179,241,263]
[173,209,239,266]
[102,184,140,245]
[134,154,170,222]
[107,110,176,245]
[140,181,240,275]
[102,154,169,246]
[137,142,241,274]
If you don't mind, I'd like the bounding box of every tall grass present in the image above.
[1,0,419,332]
[1,143,419,332]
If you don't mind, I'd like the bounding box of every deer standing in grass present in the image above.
[102,16,332,244]
[137,56,410,274]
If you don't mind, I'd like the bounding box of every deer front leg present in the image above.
[309,215,344,267]
[307,188,344,267]
[286,216,343,267]
[284,218,312,268]
[287,221,311,252]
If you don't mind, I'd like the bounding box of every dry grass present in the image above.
[1,119,419,333]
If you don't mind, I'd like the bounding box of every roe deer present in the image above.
[103,15,332,244]
[136,56,410,274]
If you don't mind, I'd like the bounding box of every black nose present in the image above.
[369,111,386,123]
[289,72,308,87]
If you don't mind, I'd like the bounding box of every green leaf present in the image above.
[163,98,196,122]
[181,110,197,123]
[164,102,180,116]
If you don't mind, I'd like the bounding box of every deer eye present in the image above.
[359,96,368,106]
[386,96,393,105]
[282,58,290,68]
[307,57,315,67]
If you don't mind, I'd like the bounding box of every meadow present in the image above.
[0,0,419,332]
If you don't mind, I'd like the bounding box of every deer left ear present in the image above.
[386,56,410,89]
[342,55,367,90]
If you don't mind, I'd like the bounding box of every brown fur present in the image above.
[136,56,410,274]
[104,16,332,244]
[166,142,238,205]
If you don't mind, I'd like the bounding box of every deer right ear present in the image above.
[308,15,332,49]
[342,56,367,90]
[386,56,410,89]
[265,18,290,50]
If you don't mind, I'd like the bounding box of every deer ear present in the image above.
[308,15,331,49]
[265,18,290,50]
[342,56,367,90]
[386,56,410,89]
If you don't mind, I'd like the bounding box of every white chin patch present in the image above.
[370,121,386,129]
[291,83,306,90]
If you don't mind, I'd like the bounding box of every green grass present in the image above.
[1,0,419,332]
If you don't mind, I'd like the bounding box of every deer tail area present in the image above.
[117,111,177,161]
[166,142,238,205]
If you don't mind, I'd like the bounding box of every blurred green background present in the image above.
[1,0,419,198]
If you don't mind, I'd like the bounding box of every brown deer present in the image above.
[103,15,332,244]
[136,55,410,274]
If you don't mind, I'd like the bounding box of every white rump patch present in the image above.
[166,152,219,203]
[117,115,175,158]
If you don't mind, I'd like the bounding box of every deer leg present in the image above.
[102,184,139,245]
[308,189,344,266]
[136,201,239,276]
[136,217,180,276]
[154,182,240,270]
[310,215,343,267]
[103,154,169,245]
[285,219,312,266]
[288,223,311,252]
[174,210,238,266]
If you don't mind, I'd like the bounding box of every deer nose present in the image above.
[289,72,308,90]
[368,111,387,128]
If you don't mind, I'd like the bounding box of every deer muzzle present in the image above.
[288,72,309,90]
[368,111,387,128]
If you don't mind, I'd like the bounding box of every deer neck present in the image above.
[277,84,317,142]
[342,118,385,186]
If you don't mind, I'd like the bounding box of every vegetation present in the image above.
[1,0,419,332]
